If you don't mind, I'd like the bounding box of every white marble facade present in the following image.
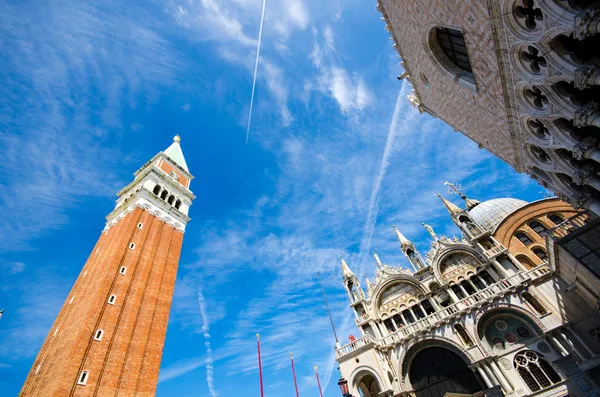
[336,194,600,397]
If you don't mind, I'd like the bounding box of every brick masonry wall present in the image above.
[20,207,184,397]
[493,198,577,267]
[380,0,516,166]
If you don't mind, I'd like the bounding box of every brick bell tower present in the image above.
[20,136,195,397]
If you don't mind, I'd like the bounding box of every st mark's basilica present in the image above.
[335,190,600,397]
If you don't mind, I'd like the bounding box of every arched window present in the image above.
[402,309,415,324]
[514,351,560,392]
[479,270,495,286]
[454,324,473,347]
[77,371,89,386]
[152,185,161,195]
[522,291,548,315]
[175,200,182,210]
[119,266,127,275]
[516,254,536,270]
[451,284,466,299]
[384,318,395,333]
[160,190,168,200]
[516,232,533,246]
[94,330,103,341]
[548,214,563,225]
[421,299,435,315]
[432,27,474,83]
[471,275,486,290]
[412,305,425,320]
[460,280,476,295]
[533,248,547,261]
[167,195,175,205]
[529,221,548,237]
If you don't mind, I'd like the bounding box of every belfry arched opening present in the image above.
[409,346,483,397]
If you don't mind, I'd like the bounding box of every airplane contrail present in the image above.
[246,0,267,144]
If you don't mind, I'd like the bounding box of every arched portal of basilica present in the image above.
[409,346,483,397]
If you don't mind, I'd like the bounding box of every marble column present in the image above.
[548,334,569,357]
[476,365,493,388]
[558,330,586,360]
[489,360,513,392]
[482,362,500,387]
[447,287,460,302]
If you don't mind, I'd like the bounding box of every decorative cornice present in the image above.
[104,190,189,233]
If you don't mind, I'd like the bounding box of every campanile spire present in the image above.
[21,137,195,396]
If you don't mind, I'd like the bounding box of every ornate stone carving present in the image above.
[572,137,597,160]
[574,102,600,128]
[573,165,596,186]
[575,59,600,89]
[575,5,600,40]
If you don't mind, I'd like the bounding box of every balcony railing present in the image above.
[336,264,551,359]
[484,245,506,258]
[335,334,377,358]
[547,210,596,240]
[355,313,369,326]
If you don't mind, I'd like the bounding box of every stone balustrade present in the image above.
[335,334,377,358]
[355,312,370,326]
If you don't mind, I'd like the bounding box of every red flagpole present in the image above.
[314,366,323,397]
[290,353,300,397]
[257,334,264,397]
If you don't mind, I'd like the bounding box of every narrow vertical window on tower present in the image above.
[128,242,136,250]
[137,222,143,229]
[108,295,116,305]
[77,371,88,386]
[119,266,127,275]
[94,330,104,341]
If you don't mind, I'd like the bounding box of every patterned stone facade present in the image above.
[20,137,194,397]
[336,192,600,397]
[377,0,600,215]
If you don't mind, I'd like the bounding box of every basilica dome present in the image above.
[468,198,528,232]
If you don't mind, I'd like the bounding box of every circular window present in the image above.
[495,320,508,331]
[516,326,531,339]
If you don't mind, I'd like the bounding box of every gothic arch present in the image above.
[431,247,484,285]
[371,275,427,317]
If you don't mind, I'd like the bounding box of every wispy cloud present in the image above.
[197,288,218,397]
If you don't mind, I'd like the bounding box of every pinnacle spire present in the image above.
[392,225,411,248]
[372,251,383,268]
[340,255,354,279]
[436,193,462,216]
[164,135,189,172]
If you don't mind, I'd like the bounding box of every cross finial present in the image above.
[173,134,181,143]
[444,181,463,196]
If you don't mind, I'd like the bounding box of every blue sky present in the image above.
[0,1,547,396]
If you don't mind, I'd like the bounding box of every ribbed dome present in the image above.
[468,198,528,232]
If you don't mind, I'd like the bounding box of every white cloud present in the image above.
[197,289,218,397]
[325,67,372,113]
[307,27,373,113]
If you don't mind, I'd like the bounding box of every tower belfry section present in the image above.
[20,136,195,397]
